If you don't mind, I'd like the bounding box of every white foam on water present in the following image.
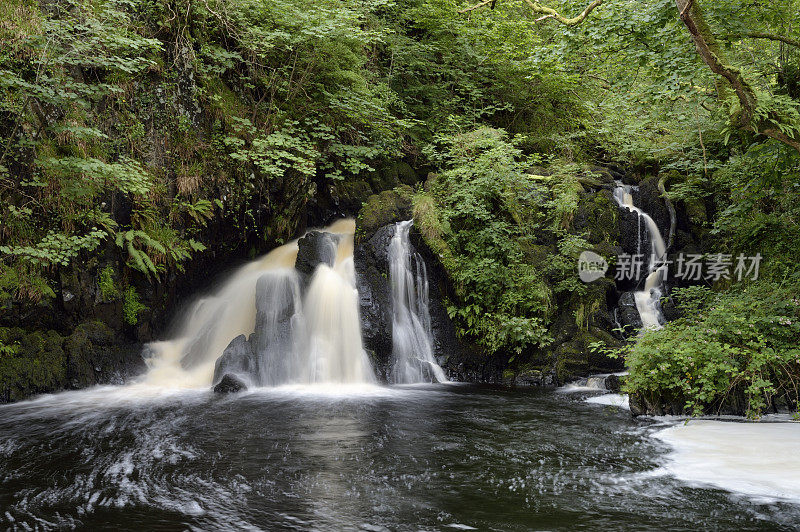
[585,393,630,410]
[652,420,800,503]
[557,372,626,393]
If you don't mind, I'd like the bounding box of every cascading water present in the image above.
[612,181,667,330]
[142,219,374,388]
[388,220,448,384]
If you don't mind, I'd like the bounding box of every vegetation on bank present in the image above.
[624,283,800,418]
[413,128,618,365]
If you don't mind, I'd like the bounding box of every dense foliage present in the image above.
[624,283,800,418]
[1,0,799,405]
[414,128,614,360]
[0,0,587,304]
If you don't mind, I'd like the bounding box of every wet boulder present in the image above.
[354,224,395,378]
[617,291,643,335]
[65,320,145,388]
[251,272,300,386]
[295,231,339,288]
[605,374,623,393]
[212,334,255,386]
[213,373,248,394]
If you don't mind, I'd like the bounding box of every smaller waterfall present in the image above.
[389,221,448,384]
[613,182,667,330]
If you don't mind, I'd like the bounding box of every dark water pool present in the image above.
[1,383,798,530]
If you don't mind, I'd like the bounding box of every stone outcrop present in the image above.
[0,321,145,403]
[213,373,248,394]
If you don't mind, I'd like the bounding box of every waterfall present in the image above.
[388,221,448,384]
[142,219,374,388]
[613,182,667,331]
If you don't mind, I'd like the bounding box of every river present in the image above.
[1,383,798,530]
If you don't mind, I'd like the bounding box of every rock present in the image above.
[512,369,556,387]
[213,373,248,394]
[251,272,300,385]
[65,320,145,388]
[660,292,681,322]
[295,231,338,287]
[617,206,649,291]
[574,190,622,256]
[586,166,617,186]
[605,374,622,393]
[212,334,255,385]
[636,176,671,241]
[1,320,145,403]
[354,220,480,382]
[355,186,414,244]
[617,291,643,335]
[329,179,374,214]
[354,225,395,379]
[0,328,66,403]
[369,161,418,191]
[256,273,300,327]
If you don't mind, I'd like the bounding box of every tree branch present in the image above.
[522,0,604,26]
[460,0,604,26]
[676,0,756,128]
[761,128,800,152]
[741,32,800,48]
[459,0,494,14]
[676,0,800,153]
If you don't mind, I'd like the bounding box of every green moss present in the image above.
[355,185,414,243]
[330,179,374,210]
[0,327,67,402]
[369,161,417,192]
[65,321,116,388]
[577,191,620,248]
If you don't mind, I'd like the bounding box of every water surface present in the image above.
[1,384,798,530]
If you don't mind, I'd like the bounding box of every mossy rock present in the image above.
[369,161,418,191]
[521,243,553,269]
[554,342,590,384]
[684,197,707,227]
[355,185,414,244]
[574,190,620,247]
[64,320,118,388]
[329,179,374,214]
[0,327,67,403]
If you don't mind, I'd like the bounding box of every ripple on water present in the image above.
[1,383,800,530]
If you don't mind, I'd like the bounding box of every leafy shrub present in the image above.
[122,286,146,326]
[98,265,120,301]
[624,283,800,418]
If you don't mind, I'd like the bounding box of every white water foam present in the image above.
[585,393,630,410]
[652,420,800,503]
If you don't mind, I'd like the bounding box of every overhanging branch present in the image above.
[676,0,756,128]
[459,0,604,26]
[741,32,800,48]
[523,0,604,26]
